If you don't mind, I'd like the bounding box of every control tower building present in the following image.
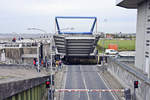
[116,0,150,78]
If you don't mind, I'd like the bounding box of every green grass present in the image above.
[97,39,135,52]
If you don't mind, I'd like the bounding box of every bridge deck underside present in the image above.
[54,35,99,56]
[116,0,144,8]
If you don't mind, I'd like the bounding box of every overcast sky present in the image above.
[0,0,137,34]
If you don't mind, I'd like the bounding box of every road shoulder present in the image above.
[96,65,125,100]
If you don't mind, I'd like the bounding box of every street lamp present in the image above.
[27,28,49,72]
[27,28,48,38]
[49,27,74,100]
[55,27,74,34]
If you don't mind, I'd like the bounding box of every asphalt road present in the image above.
[63,65,115,100]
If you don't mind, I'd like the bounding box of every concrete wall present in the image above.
[4,48,36,64]
[135,1,146,72]
[23,48,37,54]
[135,0,150,78]
[5,84,48,100]
[0,43,51,65]
[43,44,51,59]
[0,76,49,100]
[108,57,150,100]
[5,48,22,64]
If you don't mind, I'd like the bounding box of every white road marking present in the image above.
[95,67,117,100]
[80,65,90,100]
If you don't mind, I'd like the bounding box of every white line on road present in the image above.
[96,67,117,100]
[80,65,90,100]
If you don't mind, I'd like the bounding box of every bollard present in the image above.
[124,88,131,100]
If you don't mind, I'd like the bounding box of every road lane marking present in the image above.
[80,65,90,100]
[96,67,117,100]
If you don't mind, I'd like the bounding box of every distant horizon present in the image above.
[0,32,136,35]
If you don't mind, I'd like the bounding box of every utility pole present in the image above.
[37,43,40,72]
[50,35,53,100]
[102,38,105,66]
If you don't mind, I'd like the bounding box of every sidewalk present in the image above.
[97,65,125,100]
[0,65,49,84]
[54,65,66,100]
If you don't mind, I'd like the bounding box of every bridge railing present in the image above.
[107,57,150,100]
[0,42,38,48]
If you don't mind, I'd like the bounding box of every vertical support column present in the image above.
[50,36,54,100]
[38,85,40,100]
[96,20,98,33]
[34,87,37,100]
[12,96,15,100]
[28,89,31,100]
[37,86,39,100]
[39,85,42,100]
[145,0,150,79]
[1,49,6,62]
[32,88,35,100]
[24,91,26,100]
[18,94,21,100]
[37,43,40,72]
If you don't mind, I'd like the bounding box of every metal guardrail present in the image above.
[0,42,38,48]
[110,57,150,85]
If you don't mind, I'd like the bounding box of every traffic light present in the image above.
[46,79,50,88]
[134,81,139,88]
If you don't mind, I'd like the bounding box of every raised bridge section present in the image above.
[54,34,100,56]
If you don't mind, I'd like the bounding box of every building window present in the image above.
[147,31,150,34]
[145,52,149,54]
[146,40,150,42]
[145,55,149,58]
[146,44,150,46]
[147,19,150,22]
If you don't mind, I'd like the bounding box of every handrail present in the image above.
[109,57,150,85]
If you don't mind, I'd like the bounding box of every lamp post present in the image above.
[27,28,49,72]
[50,35,53,100]
[49,27,74,100]
[27,28,48,38]
[55,27,74,34]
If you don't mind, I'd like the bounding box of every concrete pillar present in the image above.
[32,88,35,100]
[27,89,31,100]
[1,49,5,62]
[12,96,15,100]
[39,85,42,99]
[38,85,40,100]
[24,91,26,100]
[34,87,37,100]
[18,94,21,100]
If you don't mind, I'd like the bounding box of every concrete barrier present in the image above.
[108,57,150,100]
[0,76,49,100]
